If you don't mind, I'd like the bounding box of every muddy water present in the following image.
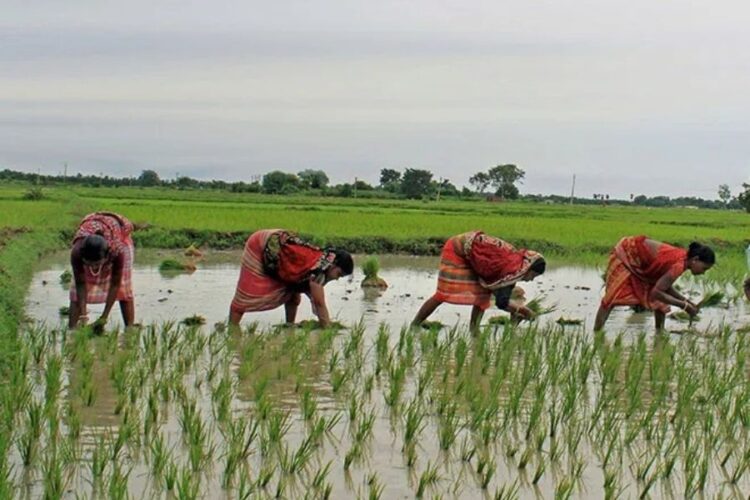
[25,250,748,334]
[17,251,750,500]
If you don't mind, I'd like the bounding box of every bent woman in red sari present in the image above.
[229,230,354,328]
[594,236,715,333]
[69,212,136,330]
[412,231,546,331]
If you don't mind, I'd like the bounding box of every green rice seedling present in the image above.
[404,442,418,468]
[343,442,361,471]
[16,428,36,467]
[284,434,317,475]
[603,468,622,500]
[384,360,406,407]
[255,463,274,489]
[237,472,254,500]
[367,472,385,500]
[176,465,200,500]
[222,418,258,487]
[164,460,178,491]
[59,269,72,285]
[438,403,461,451]
[26,398,44,441]
[310,460,333,491]
[459,436,476,462]
[479,455,496,489]
[90,434,109,486]
[42,448,66,500]
[454,337,468,376]
[526,296,557,316]
[149,433,170,478]
[58,306,69,316]
[517,447,533,470]
[212,375,233,423]
[698,291,725,308]
[415,461,440,498]
[354,409,376,444]
[300,389,317,422]
[181,315,206,327]
[265,410,291,446]
[532,461,545,485]
[403,399,427,448]
[555,476,575,500]
[108,462,131,500]
[159,258,195,272]
[493,480,520,500]
[274,477,286,499]
[330,368,349,393]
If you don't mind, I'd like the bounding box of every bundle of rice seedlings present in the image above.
[181,315,206,326]
[697,291,725,308]
[487,316,511,325]
[159,259,197,273]
[525,297,557,316]
[556,317,583,326]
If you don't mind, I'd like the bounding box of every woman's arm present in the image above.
[494,285,535,320]
[99,253,125,325]
[652,274,698,315]
[308,280,331,327]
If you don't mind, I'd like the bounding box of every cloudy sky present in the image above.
[2,0,749,198]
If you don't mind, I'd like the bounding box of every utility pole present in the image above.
[353,177,358,198]
[569,174,576,205]
[436,177,444,202]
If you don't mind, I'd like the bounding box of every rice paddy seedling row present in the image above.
[2,317,750,497]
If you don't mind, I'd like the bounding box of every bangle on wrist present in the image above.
[681,300,688,311]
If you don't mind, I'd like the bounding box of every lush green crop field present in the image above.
[1,183,749,274]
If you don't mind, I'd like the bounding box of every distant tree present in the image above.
[298,169,329,189]
[354,179,374,191]
[718,184,732,207]
[487,164,525,199]
[468,172,491,193]
[138,169,161,187]
[379,168,401,192]
[262,170,299,194]
[434,178,458,198]
[175,176,199,188]
[738,183,750,213]
[380,168,401,185]
[400,168,433,199]
[633,194,648,205]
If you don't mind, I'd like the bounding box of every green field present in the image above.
[4,184,749,254]
[2,183,750,498]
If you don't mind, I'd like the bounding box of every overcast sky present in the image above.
[2,0,749,198]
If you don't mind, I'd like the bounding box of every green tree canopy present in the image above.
[262,170,299,194]
[400,168,433,199]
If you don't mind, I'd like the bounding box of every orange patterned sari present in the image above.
[432,231,543,310]
[601,235,687,313]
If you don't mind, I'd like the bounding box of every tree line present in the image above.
[3,167,749,211]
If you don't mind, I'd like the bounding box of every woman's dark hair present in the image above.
[529,257,546,275]
[332,249,354,276]
[687,242,715,264]
[81,235,109,262]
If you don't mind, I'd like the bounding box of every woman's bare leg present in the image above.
[68,299,81,329]
[119,300,134,327]
[594,304,611,331]
[654,310,666,332]
[470,306,484,334]
[412,296,442,327]
[229,309,243,327]
[285,293,301,324]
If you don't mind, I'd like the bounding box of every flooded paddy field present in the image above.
[11,251,750,498]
